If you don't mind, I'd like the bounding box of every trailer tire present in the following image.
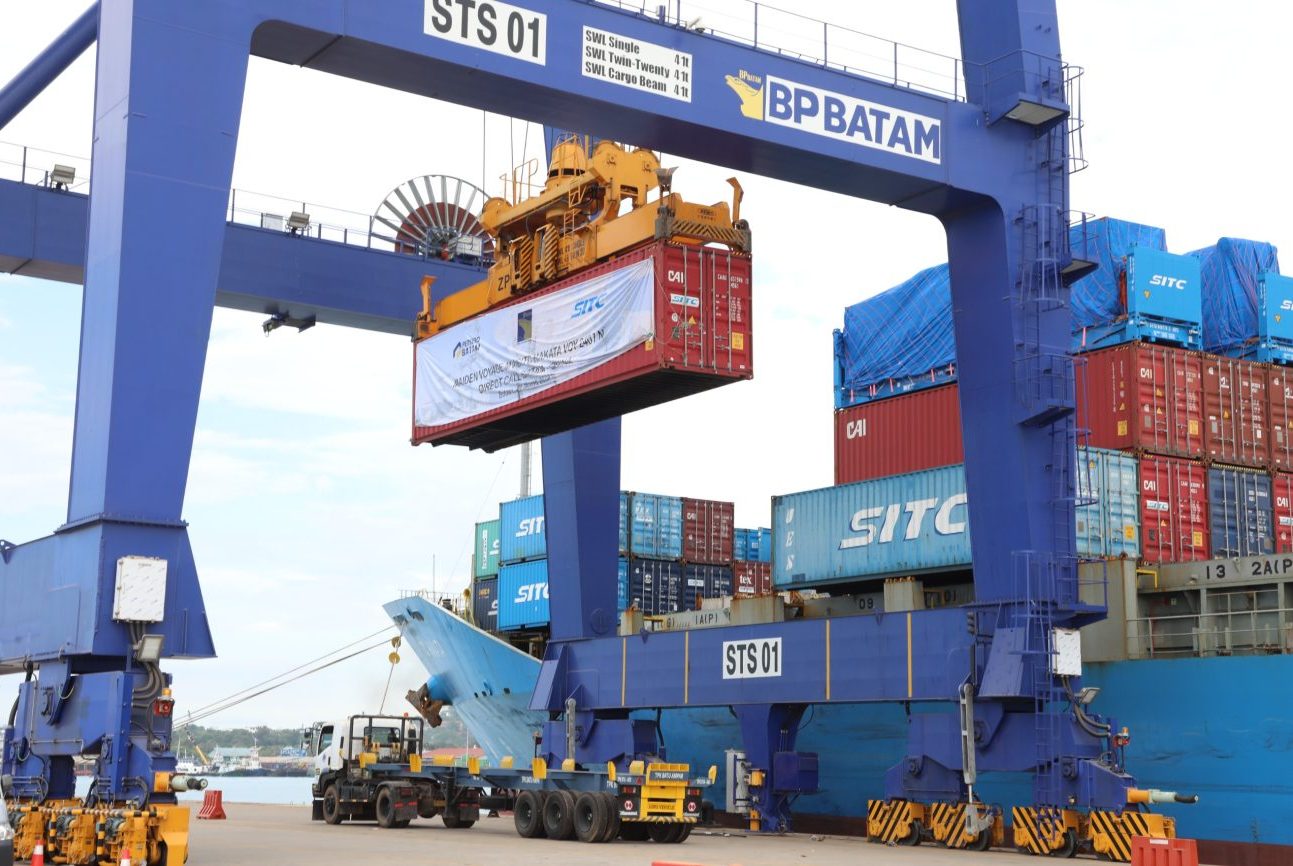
[675,822,692,843]
[597,794,620,843]
[417,799,440,820]
[322,785,344,825]
[573,792,609,843]
[618,822,650,841]
[442,812,475,830]
[542,790,576,840]
[514,790,546,838]
[375,787,400,829]
[648,823,683,843]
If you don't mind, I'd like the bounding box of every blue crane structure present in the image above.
[0,0,1165,854]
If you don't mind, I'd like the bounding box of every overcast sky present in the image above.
[2,1,1291,729]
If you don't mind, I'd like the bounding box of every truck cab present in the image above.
[311,716,421,775]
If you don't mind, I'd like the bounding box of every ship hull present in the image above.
[385,596,1292,849]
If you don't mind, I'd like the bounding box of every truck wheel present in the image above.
[648,823,684,843]
[417,799,440,820]
[573,792,609,843]
[442,812,475,830]
[375,788,400,829]
[597,794,620,843]
[674,822,693,843]
[514,790,546,838]
[542,790,576,840]
[322,785,344,825]
[618,822,650,841]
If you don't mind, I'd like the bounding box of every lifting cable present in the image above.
[173,625,397,729]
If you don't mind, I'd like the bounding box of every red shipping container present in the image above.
[834,384,964,484]
[1078,343,1203,458]
[412,240,752,450]
[1200,354,1268,467]
[682,498,735,564]
[1139,455,1210,563]
[1273,473,1293,553]
[1267,366,1293,469]
[733,560,772,596]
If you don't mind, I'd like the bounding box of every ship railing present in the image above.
[1127,606,1293,659]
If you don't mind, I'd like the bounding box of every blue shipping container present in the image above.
[1075,447,1140,559]
[773,465,971,588]
[472,576,498,632]
[627,558,682,616]
[499,494,546,564]
[683,564,732,608]
[618,558,629,611]
[619,492,629,554]
[497,559,550,630]
[629,493,684,559]
[1208,467,1273,558]
[735,527,772,562]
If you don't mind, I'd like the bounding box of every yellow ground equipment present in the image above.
[416,136,751,338]
[18,801,189,866]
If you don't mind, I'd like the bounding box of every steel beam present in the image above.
[0,4,98,131]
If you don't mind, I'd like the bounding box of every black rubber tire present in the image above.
[322,786,344,825]
[618,822,650,841]
[394,819,411,829]
[375,788,398,829]
[968,829,992,852]
[597,793,620,843]
[417,797,440,820]
[573,792,609,843]
[1050,829,1078,859]
[900,819,923,846]
[648,823,682,843]
[674,822,692,843]
[514,790,546,838]
[542,790,577,840]
[442,811,475,829]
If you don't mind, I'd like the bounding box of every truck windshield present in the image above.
[363,726,402,745]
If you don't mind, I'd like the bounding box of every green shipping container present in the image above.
[474,519,502,578]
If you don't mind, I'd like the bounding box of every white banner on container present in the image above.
[415,258,656,427]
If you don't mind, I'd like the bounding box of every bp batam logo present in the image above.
[724,68,941,164]
[452,336,480,359]
[516,309,533,342]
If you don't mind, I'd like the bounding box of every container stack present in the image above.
[472,491,771,635]
[815,218,1288,587]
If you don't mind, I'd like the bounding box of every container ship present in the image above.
[388,216,1293,862]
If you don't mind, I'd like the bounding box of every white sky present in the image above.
[1,1,1291,729]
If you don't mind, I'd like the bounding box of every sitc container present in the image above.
[499,494,546,564]
[497,559,550,630]
[473,519,502,578]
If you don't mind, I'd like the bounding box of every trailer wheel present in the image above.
[442,812,475,830]
[542,790,576,840]
[514,790,546,838]
[322,785,344,825]
[618,822,650,841]
[597,794,620,843]
[375,788,400,829]
[573,792,610,843]
[900,819,923,846]
[675,822,693,843]
[648,823,683,843]
[417,799,440,820]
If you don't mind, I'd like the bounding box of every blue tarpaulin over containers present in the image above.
[835,265,956,407]
[835,218,1179,408]
[1068,217,1168,330]
[1189,238,1282,353]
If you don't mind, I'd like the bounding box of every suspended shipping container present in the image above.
[773,465,971,589]
[733,560,773,596]
[1139,456,1209,563]
[1075,447,1140,559]
[1267,366,1293,470]
[682,564,732,608]
[497,559,550,630]
[473,518,502,578]
[412,241,753,450]
[833,383,964,484]
[682,498,734,564]
[628,493,683,560]
[472,577,498,632]
[1273,473,1293,553]
[1207,466,1273,558]
[1201,355,1268,467]
[499,494,546,564]
[1078,342,1204,458]
[734,528,772,562]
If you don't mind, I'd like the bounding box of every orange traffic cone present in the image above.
[31,842,45,866]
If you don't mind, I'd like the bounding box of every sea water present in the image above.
[74,775,314,805]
